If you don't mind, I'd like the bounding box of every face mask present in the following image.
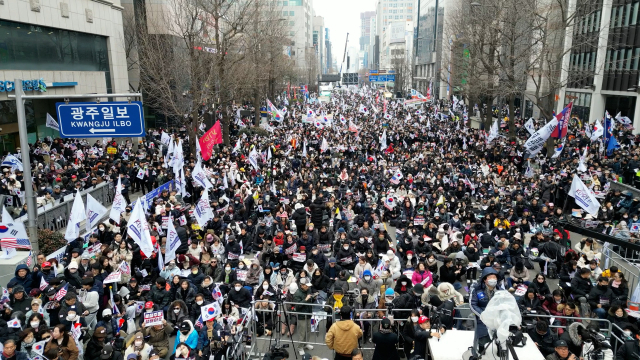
[192,270,198,274]
[401,282,407,286]
[498,228,503,231]
[107,253,113,258]
[225,267,231,272]
[343,246,349,250]
[555,299,562,304]
[30,321,39,328]
[359,239,365,243]
[411,316,419,323]
[364,276,371,281]
[67,314,76,321]
[174,309,180,314]
[405,240,410,244]
[235,286,242,291]
[135,341,143,347]
[99,227,105,231]
[263,285,269,290]
[487,279,497,287]
[69,268,77,273]
[623,330,632,338]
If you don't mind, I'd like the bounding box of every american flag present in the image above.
[26,251,32,267]
[194,314,204,328]
[0,238,32,249]
[54,284,68,301]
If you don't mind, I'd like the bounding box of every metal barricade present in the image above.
[249,300,337,358]
[521,312,613,335]
[227,308,252,360]
[602,242,639,301]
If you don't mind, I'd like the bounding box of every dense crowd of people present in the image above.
[1,87,640,360]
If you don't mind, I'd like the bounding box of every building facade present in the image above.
[0,0,129,150]
[313,16,325,74]
[414,0,450,100]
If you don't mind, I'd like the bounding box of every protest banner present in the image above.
[143,310,164,326]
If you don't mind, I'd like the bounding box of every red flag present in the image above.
[199,120,223,160]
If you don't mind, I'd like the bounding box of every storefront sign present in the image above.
[0,79,47,93]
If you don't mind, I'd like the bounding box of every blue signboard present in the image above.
[56,101,145,138]
[369,75,396,82]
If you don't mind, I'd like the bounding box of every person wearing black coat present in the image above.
[439,259,458,285]
[526,321,557,357]
[518,288,543,312]
[371,318,400,360]
[530,273,551,299]
[311,269,331,293]
[84,328,107,360]
[570,268,593,299]
[175,222,189,255]
[588,276,615,319]
[309,197,326,228]
[227,281,251,308]
[309,248,327,271]
[291,206,308,236]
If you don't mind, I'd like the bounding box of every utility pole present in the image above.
[14,79,38,258]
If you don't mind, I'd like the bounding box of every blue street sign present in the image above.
[56,101,145,138]
[369,75,396,82]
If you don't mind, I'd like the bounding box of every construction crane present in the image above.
[338,32,349,87]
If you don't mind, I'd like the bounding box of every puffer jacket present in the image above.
[245,260,262,286]
[325,320,363,354]
[143,322,173,350]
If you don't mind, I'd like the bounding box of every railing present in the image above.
[15,182,115,232]
[226,307,252,360]
[521,312,612,334]
[602,242,640,304]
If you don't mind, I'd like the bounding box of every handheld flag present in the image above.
[569,174,600,216]
[64,191,85,242]
[46,113,60,131]
[551,102,573,138]
[86,193,108,233]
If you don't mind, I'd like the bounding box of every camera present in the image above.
[264,344,290,360]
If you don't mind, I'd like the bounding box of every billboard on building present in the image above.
[389,22,405,44]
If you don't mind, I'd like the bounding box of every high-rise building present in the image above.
[325,28,333,73]
[313,16,325,74]
[361,11,376,71]
[280,0,315,70]
[374,0,415,71]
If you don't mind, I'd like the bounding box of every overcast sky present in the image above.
[313,0,376,67]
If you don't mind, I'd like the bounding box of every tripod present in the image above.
[261,297,298,360]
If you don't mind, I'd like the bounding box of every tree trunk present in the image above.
[508,95,516,139]
[254,92,261,126]
[220,115,230,146]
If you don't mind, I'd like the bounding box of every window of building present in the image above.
[634,48,640,70]
[290,21,295,26]
[0,19,112,92]
[627,49,633,70]
[290,11,294,16]
[626,3,632,26]
[611,7,617,28]
[283,1,288,6]
[632,2,639,25]
[595,10,601,30]
[605,49,611,70]
[613,50,619,70]
[283,10,288,16]
[579,53,584,71]
[618,6,624,27]
[290,31,295,36]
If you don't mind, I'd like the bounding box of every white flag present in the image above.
[551,140,565,159]
[1,155,23,172]
[194,188,215,228]
[569,174,600,216]
[320,137,329,153]
[487,120,499,143]
[302,142,307,158]
[232,138,241,154]
[109,177,127,223]
[165,219,181,264]
[523,118,559,158]
[248,148,259,170]
[46,113,59,131]
[1,207,29,243]
[161,131,171,147]
[64,190,85,242]
[192,160,213,189]
[86,193,108,233]
[578,147,588,173]
[524,118,535,135]
[127,199,155,257]
[524,161,534,178]
[380,129,387,151]
[590,119,604,141]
